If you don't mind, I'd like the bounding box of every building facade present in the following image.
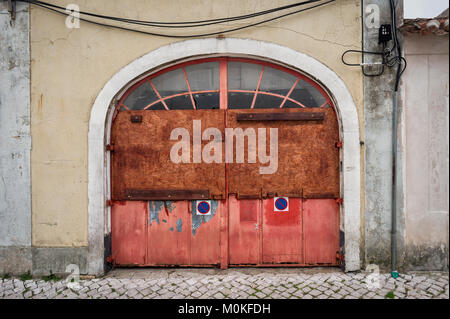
[0,0,448,276]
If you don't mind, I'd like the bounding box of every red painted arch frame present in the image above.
[116,57,334,112]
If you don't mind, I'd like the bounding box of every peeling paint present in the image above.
[164,201,175,213]
[169,227,174,232]
[191,200,218,236]
[149,201,177,226]
[176,218,182,233]
[148,201,164,225]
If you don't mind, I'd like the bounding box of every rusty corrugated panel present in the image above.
[111,201,147,266]
[303,199,340,265]
[227,108,339,198]
[111,110,226,201]
[262,198,303,264]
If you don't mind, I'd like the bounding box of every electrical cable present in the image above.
[341,0,406,79]
[16,0,328,28]
[16,0,335,38]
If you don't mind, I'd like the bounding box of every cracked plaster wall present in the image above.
[0,2,32,273]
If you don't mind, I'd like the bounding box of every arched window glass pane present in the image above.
[152,68,192,109]
[123,81,158,110]
[259,67,296,95]
[194,93,220,109]
[286,79,327,108]
[228,62,261,109]
[254,66,296,109]
[118,58,331,111]
[185,62,220,91]
[185,62,220,109]
[254,94,284,109]
[228,62,261,90]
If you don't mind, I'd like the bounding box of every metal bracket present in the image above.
[336,252,344,265]
[7,0,16,21]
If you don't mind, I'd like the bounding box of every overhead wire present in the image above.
[15,0,335,37]
[17,0,326,28]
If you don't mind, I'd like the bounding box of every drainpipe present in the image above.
[390,0,402,279]
[391,90,399,279]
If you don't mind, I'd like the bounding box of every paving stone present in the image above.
[1,271,448,300]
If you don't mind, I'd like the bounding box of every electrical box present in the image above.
[379,24,392,44]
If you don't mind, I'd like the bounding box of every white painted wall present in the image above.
[402,34,449,269]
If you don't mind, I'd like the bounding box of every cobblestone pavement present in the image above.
[0,268,448,299]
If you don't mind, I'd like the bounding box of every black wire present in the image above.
[21,0,336,38]
[390,0,405,91]
[16,0,325,28]
[341,0,406,79]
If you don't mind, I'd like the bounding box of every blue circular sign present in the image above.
[197,201,211,214]
[275,198,288,210]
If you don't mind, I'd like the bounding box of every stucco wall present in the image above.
[402,34,449,270]
[29,0,364,249]
[0,2,32,274]
[363,0,406,270]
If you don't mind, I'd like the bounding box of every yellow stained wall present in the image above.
[30,0,364,246]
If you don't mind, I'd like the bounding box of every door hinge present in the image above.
[336,198,343,205]
[106,200,114,207]
[335,140,342,149]
[336,252,344,265]
[106,255,115,265]
[106,144,114,152]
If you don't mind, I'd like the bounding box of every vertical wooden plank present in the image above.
[191,200,222,265]
[146,200,190,265]
[262,198,303,264]
[111,201,147,265]
[303,199,340,264]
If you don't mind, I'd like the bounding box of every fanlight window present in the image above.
[117,58,332,111]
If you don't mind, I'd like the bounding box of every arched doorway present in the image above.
[109,57,340,267]
[87,38,361,274]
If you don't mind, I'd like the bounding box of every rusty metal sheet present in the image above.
[111,110,225,200]
[125,189,209,201]
[227,108,339,198]
[236,112,325,121]
[190,200,222,265]
[228,196,260,265]
[303,199,340,265]
[146,200,190,265]
[111,201,147,266]
[262,198,303,264]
